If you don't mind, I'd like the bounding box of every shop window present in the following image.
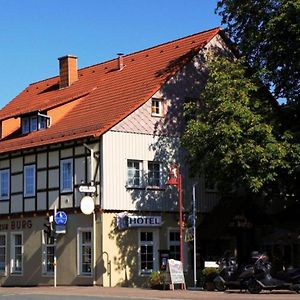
[24,164,36,197]
[11,233,23,274]
[139,230,158,274]
[127,160,143,188]
[78,228,92,276]
[148,161,162,187]
[0,169,10,200]
[42,231,55,274]
[60,159,73,193]
[169,230,180,260]
[0,234,6,274]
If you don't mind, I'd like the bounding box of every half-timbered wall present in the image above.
[0,141,100,215]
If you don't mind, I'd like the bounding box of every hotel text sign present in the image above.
[128,216,161,227]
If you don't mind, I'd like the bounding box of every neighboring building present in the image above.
[0,27,229,287]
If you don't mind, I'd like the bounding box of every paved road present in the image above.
[0,287,300,300]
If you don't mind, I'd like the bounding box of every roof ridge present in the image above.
[124,26,221,58]
[27,27,221,86]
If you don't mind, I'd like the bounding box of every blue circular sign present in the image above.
[55,211,68,225]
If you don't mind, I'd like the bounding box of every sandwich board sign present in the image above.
[167,259,186,290]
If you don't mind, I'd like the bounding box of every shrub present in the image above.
[202,267,218,282]
[148,271,165,287]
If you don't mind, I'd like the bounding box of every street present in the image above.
[0,287,300,300]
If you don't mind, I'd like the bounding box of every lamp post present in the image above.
[167,165,183,265]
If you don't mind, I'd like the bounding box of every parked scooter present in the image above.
[214,253,254,291]
[247,253,300,294]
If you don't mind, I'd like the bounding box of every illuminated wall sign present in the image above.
[128,216,162,227]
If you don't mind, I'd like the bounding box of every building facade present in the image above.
[0,28,229,287]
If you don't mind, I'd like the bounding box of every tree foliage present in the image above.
[216,0,300,104]
[182,57,300,194]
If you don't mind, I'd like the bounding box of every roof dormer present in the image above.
[21,112,51,135]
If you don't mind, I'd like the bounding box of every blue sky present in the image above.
[0,0,221,109]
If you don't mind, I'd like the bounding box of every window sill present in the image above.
[126,186,166,191]
[10,272,23,276]
[0,198,10,201]
[77,274,92,277]
[42,273,54,277]
[24,194,36,198]
[151,113,163,118]
[60,190,73,194]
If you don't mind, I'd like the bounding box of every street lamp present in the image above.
[167,164,183,266]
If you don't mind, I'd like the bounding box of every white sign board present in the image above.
[204,261,219,268]
[80,196,95,215]
[79,185,96,193]
[167,259,186,289]
[127,216,161,227]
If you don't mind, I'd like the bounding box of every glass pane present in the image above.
[0,235,5,246]
[62,161,72,190]
[15,246,22,272]
[31,117,37,131]
[82,232,91,244]
[22,118,30,133]
[1,171,9,197]
[15,234,22,246]
[25,166,34,195]
[127,161,141,186]
[46,245,54,272]
[140,231,153,242]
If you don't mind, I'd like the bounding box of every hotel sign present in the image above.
[128,216,162,228]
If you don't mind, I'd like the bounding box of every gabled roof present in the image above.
[0,27,221,154]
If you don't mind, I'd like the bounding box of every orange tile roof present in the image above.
[0,27,221,154]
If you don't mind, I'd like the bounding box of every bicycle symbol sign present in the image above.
[55,211,68,225]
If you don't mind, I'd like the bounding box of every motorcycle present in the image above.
[213,254,254,291]
[248,253,300,294]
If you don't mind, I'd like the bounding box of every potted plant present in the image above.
[202,267,218,291]
[148,271,165,289]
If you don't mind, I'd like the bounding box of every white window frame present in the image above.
[0,169,10,200]
[138,229,158,275]
[127,160,143,188]
[0,233,7,275]
[24,164,36,197]
[10,232,23,275]
[60,158,73,193]
[147,161,162,188]
[77,227,92,277]
[151,98,163,117]
[41,230,55,276]
[168,228,180,261]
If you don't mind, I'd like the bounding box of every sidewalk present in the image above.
[0,286,299,299]
[0,286,205,299]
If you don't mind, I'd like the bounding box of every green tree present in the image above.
[216,0,300,104]
[182,56,300,195]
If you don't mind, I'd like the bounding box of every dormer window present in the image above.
[22,118,30,134]
[31,116,37,131]
[151,98,163,117]
[21,112,51,134]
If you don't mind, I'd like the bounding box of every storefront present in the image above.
[0,212,101,287]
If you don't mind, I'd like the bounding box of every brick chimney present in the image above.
[58,55,78,88]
